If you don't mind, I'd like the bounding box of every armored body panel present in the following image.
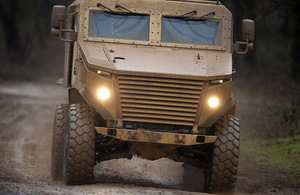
[50,0,254,192]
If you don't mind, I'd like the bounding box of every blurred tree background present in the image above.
[0,0,299,80]
[222,0,300,81]
[0,0,299,135]
[222,0,300,137]
[0,0,73,81]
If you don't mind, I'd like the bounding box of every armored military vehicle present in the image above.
[50,0,254,192]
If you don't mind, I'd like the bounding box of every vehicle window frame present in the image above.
[160,16,223,46]
[83,6,226,51]
[159,14,224,49]
[86,8,151,45]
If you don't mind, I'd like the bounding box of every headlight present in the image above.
[208,97,219,108]
[97,88,111,100]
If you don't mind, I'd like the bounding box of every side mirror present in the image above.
[234,19,255,55]
[241,19,255,42]
[51,28,60,37]
[51,5,76,42]
[51,5,67,28]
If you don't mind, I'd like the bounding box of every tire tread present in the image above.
[64,104,96,185]
[206,115,240,192]
[51,104,69,181]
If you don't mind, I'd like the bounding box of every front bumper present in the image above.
[96,127,217,146]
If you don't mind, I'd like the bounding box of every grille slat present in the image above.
[121,99,199,108]
[119,80,203,90]
[122,117,194,126]
[121,94,199,103]
[122,113,195,122]
[121,103,197,112]
[122,108,196,117]
[120,89,200,99]
[119,75,205,85]
[119,85,201,94]
[118,75,204,126]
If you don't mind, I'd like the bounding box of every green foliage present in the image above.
[268,106,300,137]
[243,135,300,180]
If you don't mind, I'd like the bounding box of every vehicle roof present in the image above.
[166,0,220,5]
[70,0,221,6]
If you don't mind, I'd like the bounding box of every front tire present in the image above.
[51,104,69,181]
[205,115,240,193]
[64,104,96,185]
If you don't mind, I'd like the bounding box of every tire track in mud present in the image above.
[1,82,299,195]
[0,82,206,195]
[0,83,67,190]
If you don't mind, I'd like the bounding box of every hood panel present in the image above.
[80,42,232,77]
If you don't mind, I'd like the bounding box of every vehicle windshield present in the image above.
[161,16,222,46]
[89,10,150,41]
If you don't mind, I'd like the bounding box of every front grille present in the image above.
[118,75,204,126]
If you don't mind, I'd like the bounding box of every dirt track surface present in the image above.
[0,82,299,195]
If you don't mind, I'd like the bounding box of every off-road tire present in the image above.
[64,104,96,185]
[205,115,240,193]
[51,104,69,181]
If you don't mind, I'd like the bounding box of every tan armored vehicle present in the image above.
[50,0,254,192]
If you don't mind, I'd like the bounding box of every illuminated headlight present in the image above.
[208,97,219,108]
[97,88,111,100]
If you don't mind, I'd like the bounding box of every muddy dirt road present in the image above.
[0,82,299,194]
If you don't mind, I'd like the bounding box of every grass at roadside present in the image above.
[242,135,300,181]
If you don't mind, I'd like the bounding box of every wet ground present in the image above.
[0,81,299,194]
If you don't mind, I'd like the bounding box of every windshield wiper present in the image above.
[97,3,137,15]
[115,4,133,14]
[181,10,197,17]
[97,3,113,12]
[170,11,216,21]
[199,11,215,19]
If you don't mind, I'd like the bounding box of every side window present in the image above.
[74,13,78,32]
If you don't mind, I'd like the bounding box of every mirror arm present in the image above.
[58,21,76,43]
[234,34,253,55]
[233,41,249,55]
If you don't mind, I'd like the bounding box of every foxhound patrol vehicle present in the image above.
[50,0,254,192]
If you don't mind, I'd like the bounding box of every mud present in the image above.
[0,81,299,194]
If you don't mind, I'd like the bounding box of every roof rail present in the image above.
[165,0,221,5]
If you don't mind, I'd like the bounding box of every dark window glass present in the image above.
[161,16,222,46]
[89,11,150,41]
